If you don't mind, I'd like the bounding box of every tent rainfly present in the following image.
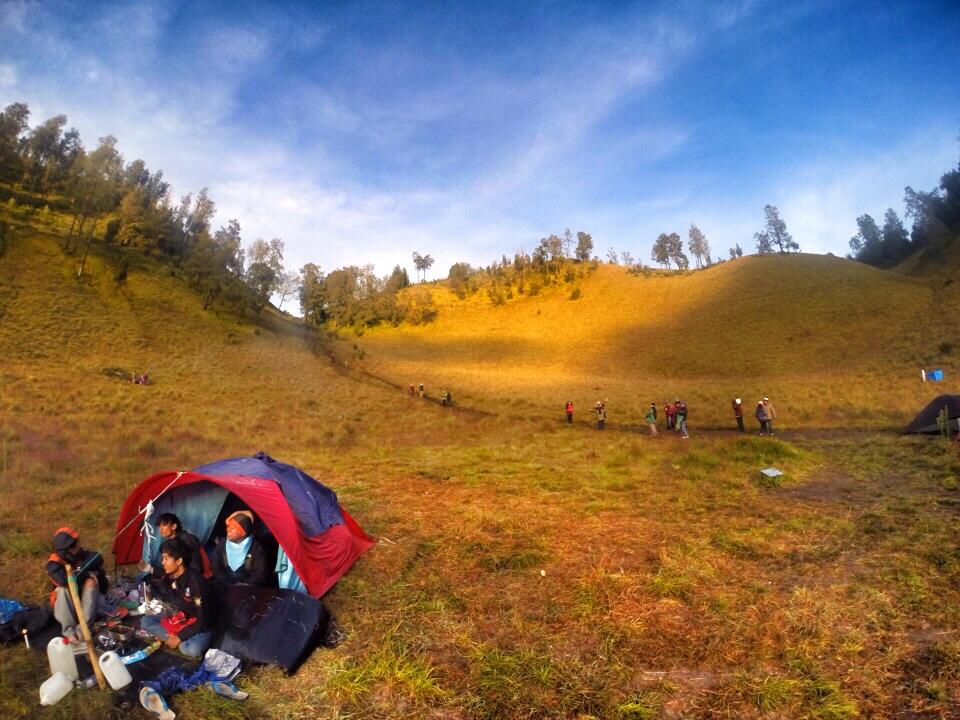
[113,452,374,597]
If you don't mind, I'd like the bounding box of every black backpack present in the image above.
[0,605,54,644]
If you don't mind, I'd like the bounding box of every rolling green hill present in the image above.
[2,205,960,719]
[360,253,960,427]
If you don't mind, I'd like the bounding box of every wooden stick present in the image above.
[65,564,107,690]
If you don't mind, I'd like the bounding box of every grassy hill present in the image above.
[359,255,960,428]
[2,207,960,718]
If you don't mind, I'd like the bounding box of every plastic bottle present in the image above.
[39,672,74,706]
[46,636,79,681]
[99,650,133,690]
[121,640,162,665]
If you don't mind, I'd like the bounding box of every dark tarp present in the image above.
[903,394,960,434]
[216,584,328,674]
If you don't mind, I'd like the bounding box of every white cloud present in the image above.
[775,128,958,254]
[0,63,16,90]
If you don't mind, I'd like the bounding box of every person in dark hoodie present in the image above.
[142,513,212,583]
[45,527,108,639]
[211,510,272,594]
[140,536,213,657]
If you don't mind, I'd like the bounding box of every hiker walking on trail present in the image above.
[756,400,769,435]
[665,401,677,431]
[645,404,658,436]
[441,390,452,406]
[596,401,606,430]
[408,383,415,396]
[762,397,777,435]
[732,398,745,432]
[676,399,689,438]
[140,537,213,658]
[46,527,109,640]
[418,383,425,398]
[565,400,574,424]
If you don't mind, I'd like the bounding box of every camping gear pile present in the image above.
[3,452,373,714]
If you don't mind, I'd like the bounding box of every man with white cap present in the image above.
[732,398,744,432]
[762,396,777,435]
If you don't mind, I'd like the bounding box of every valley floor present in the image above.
[1,392,958,718]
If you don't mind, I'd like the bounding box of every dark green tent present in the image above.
[903,394,960,434]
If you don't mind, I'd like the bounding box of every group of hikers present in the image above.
[45,510,294,658]
[737,396,778,435]
[408,383,453,406]
[562,396,778,437]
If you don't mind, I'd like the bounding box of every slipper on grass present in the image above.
[206,680,249,700]
[139,687,176,720]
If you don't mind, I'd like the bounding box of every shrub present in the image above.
[939,342,953,355]
[113,259,130,284]
[569,288,581,301]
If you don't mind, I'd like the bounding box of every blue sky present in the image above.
[1,0,958,278]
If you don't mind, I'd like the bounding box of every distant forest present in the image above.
[2,102,956,330]
[847,157,960,268]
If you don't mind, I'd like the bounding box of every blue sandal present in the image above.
[139,687,175,719]
[206,680,249,700]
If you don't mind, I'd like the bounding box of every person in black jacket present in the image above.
[140,537,213,657]
[45,527,108,639]
[145,513,211,579]
[211,510,272,593]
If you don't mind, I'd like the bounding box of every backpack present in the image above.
[0,606,54,644]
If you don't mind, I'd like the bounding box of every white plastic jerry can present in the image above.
[99,650,133,690]
[39,672,74,706]
[46,636,79,681]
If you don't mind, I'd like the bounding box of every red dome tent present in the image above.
[113,453,373,598]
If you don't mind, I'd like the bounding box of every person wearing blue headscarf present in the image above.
[211,511,271,594]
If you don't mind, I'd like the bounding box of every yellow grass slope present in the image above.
[0,223,476,595]
[359,255,960,427]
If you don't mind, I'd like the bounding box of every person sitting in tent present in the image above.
[142,513,211,581]
[212,510,272,593]
[140,536,213,657]
[45,527,109,640]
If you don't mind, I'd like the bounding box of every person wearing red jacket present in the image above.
[732,398,745,432]
[565,400,573,424]
[664,401,677,431]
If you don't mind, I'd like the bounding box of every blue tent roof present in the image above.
[193,452,345,536]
